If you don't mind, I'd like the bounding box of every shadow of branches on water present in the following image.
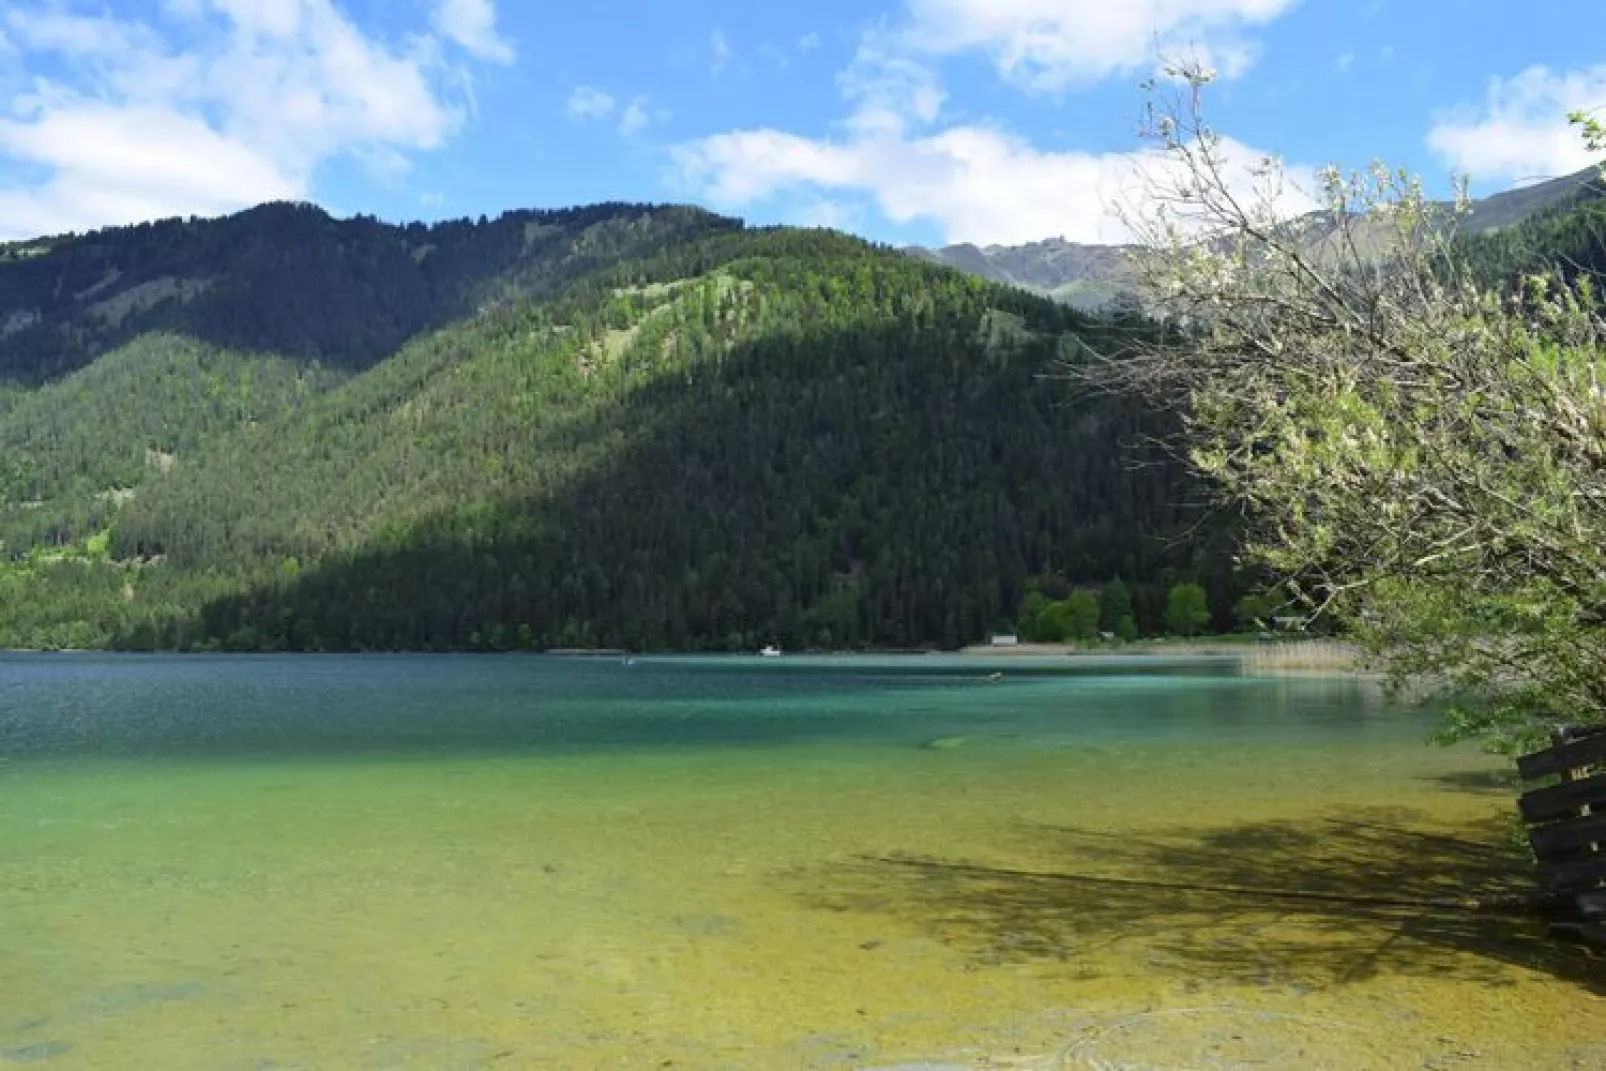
[802,807,1602,995]
[1426,768,1525,796]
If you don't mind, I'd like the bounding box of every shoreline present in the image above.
[957,638,1371,676]
[2,638,1371,674]
[956,641,1246,657]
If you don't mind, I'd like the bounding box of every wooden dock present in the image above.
[1517,724,1606,947]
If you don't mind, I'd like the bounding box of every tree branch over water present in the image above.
[1078,65,1606,752]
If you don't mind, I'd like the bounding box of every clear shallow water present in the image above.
[1,653,1405,759]
[1,654,1600,1069]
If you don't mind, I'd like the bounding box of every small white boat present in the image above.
[758,644,782,657]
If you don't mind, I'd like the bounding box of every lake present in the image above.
[1,653,1600,1068]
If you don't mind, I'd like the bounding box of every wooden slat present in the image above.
[1537,852,1606,890]
[1520,771,1606,824]
[1550,921,1606,948]
[1519,727,1606,781]
[1578,887,1606,917]
[1530,813,1606,860]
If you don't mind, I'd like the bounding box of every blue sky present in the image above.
[0,0,1601,246]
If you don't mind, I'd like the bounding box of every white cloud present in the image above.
[799,198,863,231]
[900,0,1296,90]
[160,0,206,18]
[837,33,946,138]
[0,0,500,240]
[1335,51,1354,73]
[1188,37,1260,81]
[0,105,298,237]
[204,2,460,168]
[5,8,158,55]
[710,29,730,75]
[569,87,662,138]
[567,85,616,120]
[1428,64,1606,182]
[798,32,820,54]
[671,0,1311,245]
[206,0,304,38]
[673,121,1316,246]
[618,96,650,137]
[431,0,514,65]
[759,43,789,71]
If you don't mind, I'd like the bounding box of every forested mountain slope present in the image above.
[1459,168,1606,287]
[0,202,738,384]
[0,205,738,578]
[9,171,1600,654]
[0,334,336,553]
[0,204,741,552]
[0,213,1234,652]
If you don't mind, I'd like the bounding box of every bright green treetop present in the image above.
[1165,583,1211,637]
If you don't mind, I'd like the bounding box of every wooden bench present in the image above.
[1517,724,1606,947]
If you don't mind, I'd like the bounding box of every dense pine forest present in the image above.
[2,182,1595,654]
[1459,172,1606,288]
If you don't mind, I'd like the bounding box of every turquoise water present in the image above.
[1,653,1406,758]
[1,654,1598,1068]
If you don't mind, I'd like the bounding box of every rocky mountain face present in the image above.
[908,239,1138,312]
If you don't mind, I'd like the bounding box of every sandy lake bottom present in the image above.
[1,654,1601,1069]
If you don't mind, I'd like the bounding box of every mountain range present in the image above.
[0,163,1599,653]
[0,203,1232,652]
[908,163,1606,310]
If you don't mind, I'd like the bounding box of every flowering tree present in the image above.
[1093,68,1606,753]
[1572,109,1605,157]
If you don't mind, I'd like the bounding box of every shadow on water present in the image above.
[1427,768,1525,796]
[801,807,1603,995]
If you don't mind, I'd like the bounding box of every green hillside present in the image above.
[0,211,1236,652]
[10,177,1599,655]
[0,334,338,551]
[0,202,743,556]
[1458,169,1606,287]
[0,201,737,385]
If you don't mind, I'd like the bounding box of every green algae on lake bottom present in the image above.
[0,654,1600,1068]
